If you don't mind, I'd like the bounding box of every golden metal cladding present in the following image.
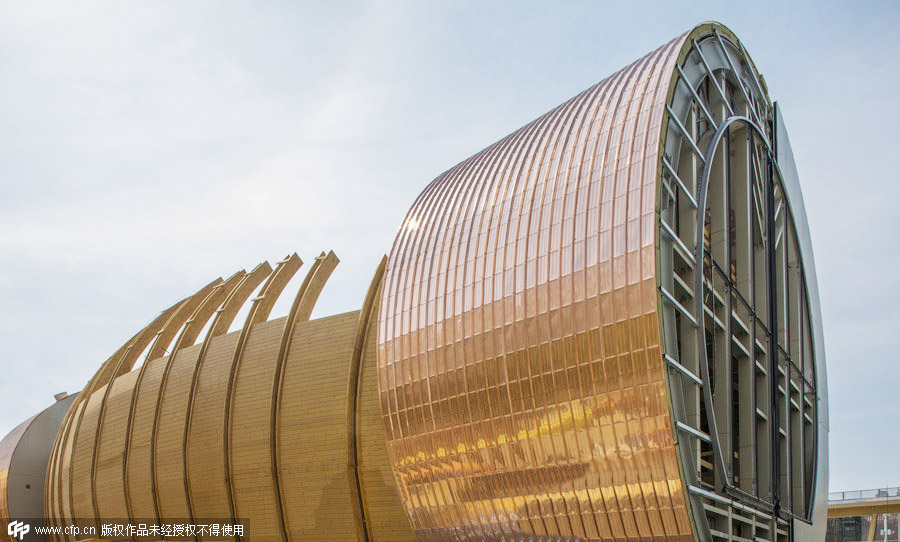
[376,24,726,542]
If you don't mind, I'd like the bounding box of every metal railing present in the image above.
[829,488,900,503]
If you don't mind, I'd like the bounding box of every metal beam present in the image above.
[691,39,734,117]
[667,103,707,162]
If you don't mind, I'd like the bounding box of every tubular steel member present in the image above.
[378,21,827,542]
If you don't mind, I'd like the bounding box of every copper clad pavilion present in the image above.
[0,22,828,542]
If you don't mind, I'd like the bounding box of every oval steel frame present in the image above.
[692,113,770,492]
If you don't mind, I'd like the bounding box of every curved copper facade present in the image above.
[377,21,827,542]
[378,30,694,541]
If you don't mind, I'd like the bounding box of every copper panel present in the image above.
[378,29,696,542]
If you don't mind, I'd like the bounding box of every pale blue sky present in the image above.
[1,1,898,494]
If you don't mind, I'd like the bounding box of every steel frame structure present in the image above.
[659,28,826,542]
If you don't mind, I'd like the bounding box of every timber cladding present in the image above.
[44,254,416,542]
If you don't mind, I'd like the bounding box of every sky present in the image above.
[1,1,898,495]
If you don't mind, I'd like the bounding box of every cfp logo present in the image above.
[7,521,30,541]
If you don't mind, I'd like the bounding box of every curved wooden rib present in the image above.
[208,264,272,339]
[47,297,187,538]
[46,401,82,542]
[345,256,387,542]
[174,271,247,352]
[53,402,85,542]
[149,271,247,537]
[270,251,340,541]
[48,382,91,541]
[116,279,222,533]
[48,312,162,539]
[183,262,272,532]
[61,290,203,537]
[223,254,302,539]
[88,279,224,527]
[144,280,224,363]
[44,413,62,541]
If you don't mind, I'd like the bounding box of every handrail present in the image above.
[829,487,900,503]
